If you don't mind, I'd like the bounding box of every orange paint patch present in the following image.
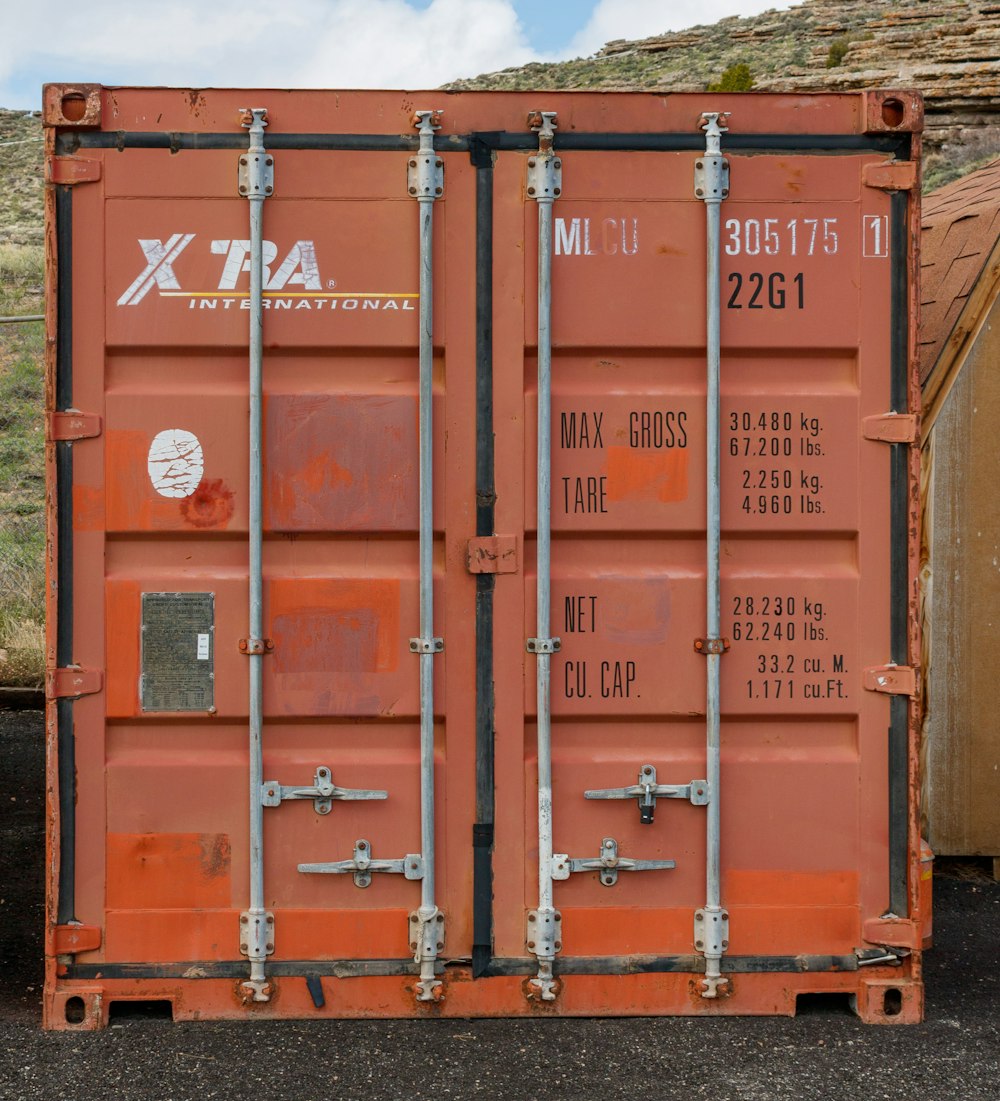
[606,446,689,503]
[106,833,231,909]
[726,870,859,907]
[105,581,141,718]
[72,484,105,532]
[270,578,401,674]
[297,449,354,493]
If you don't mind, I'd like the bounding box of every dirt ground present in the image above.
[0,708,997,1101]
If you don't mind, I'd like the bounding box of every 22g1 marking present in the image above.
[727,271,804,310]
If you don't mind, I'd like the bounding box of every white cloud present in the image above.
[295,0,539,88]
[566,0,798,60]
[1,0,541,107]
[1,0,806,109]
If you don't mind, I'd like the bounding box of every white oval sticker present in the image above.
[147,429,205,498]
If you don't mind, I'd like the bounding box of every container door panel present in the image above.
[85,147,479,971]
[493,149,897,967]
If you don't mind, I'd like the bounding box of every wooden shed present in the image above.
[920,158,1000,873]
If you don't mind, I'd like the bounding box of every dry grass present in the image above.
[0,109,43,247]
[0,235,45,687]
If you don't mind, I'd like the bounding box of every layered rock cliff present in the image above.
[449,0,1000,190]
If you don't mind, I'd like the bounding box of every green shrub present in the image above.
[707,63,755,93]
[826,37,850,67]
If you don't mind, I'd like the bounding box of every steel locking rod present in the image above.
[695,112,731,999]
[408,111,446,1002]
[526,111,563,1002]
[239,108,275,1004]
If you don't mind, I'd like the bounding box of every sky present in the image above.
[3,0,799,112]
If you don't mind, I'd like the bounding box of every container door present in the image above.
[75,136,482,1000]
[485,141,904,1002]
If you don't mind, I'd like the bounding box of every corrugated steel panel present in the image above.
[43,86,924,1026]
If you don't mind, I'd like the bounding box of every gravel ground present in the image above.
[0,709,997,1100]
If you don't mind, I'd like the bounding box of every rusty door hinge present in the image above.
[863,916,919,951]
[47,667,104,699]
[862,161,917,192]
[52,923,102,955]
[467,535,518,574]
[863,665,917,697]
[862,413,918,444]
[47,411,102,441]
[46,156,102,186]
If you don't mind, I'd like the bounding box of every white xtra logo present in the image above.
[118,236,322,305]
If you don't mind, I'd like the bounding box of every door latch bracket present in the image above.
[261,766,387,815]
[585,765,709,824]
[552,837,676,887]
[298,840,424,888]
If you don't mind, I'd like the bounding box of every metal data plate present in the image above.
[140,592,215,712]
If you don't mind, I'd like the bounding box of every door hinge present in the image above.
[863,916,919,951]
[862,161,917,192]
[46,156,102,186]
[48,667,104,699]
[862,413,918,444]
[467,535,518,574]
[47,411,102,441]
[52,923,102,955]
[863,664,917,697]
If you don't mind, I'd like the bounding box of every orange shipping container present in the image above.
[43,85,924,1027]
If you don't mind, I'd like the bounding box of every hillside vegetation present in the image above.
[0,110,44,687]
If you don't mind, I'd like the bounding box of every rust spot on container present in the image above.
[199,834,232,880]
[186,91,208,117]
[179,478,235,528]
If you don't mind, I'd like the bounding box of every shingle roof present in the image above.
[920,159,1000,387]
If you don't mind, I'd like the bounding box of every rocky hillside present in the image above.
[450,0,1000,192]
